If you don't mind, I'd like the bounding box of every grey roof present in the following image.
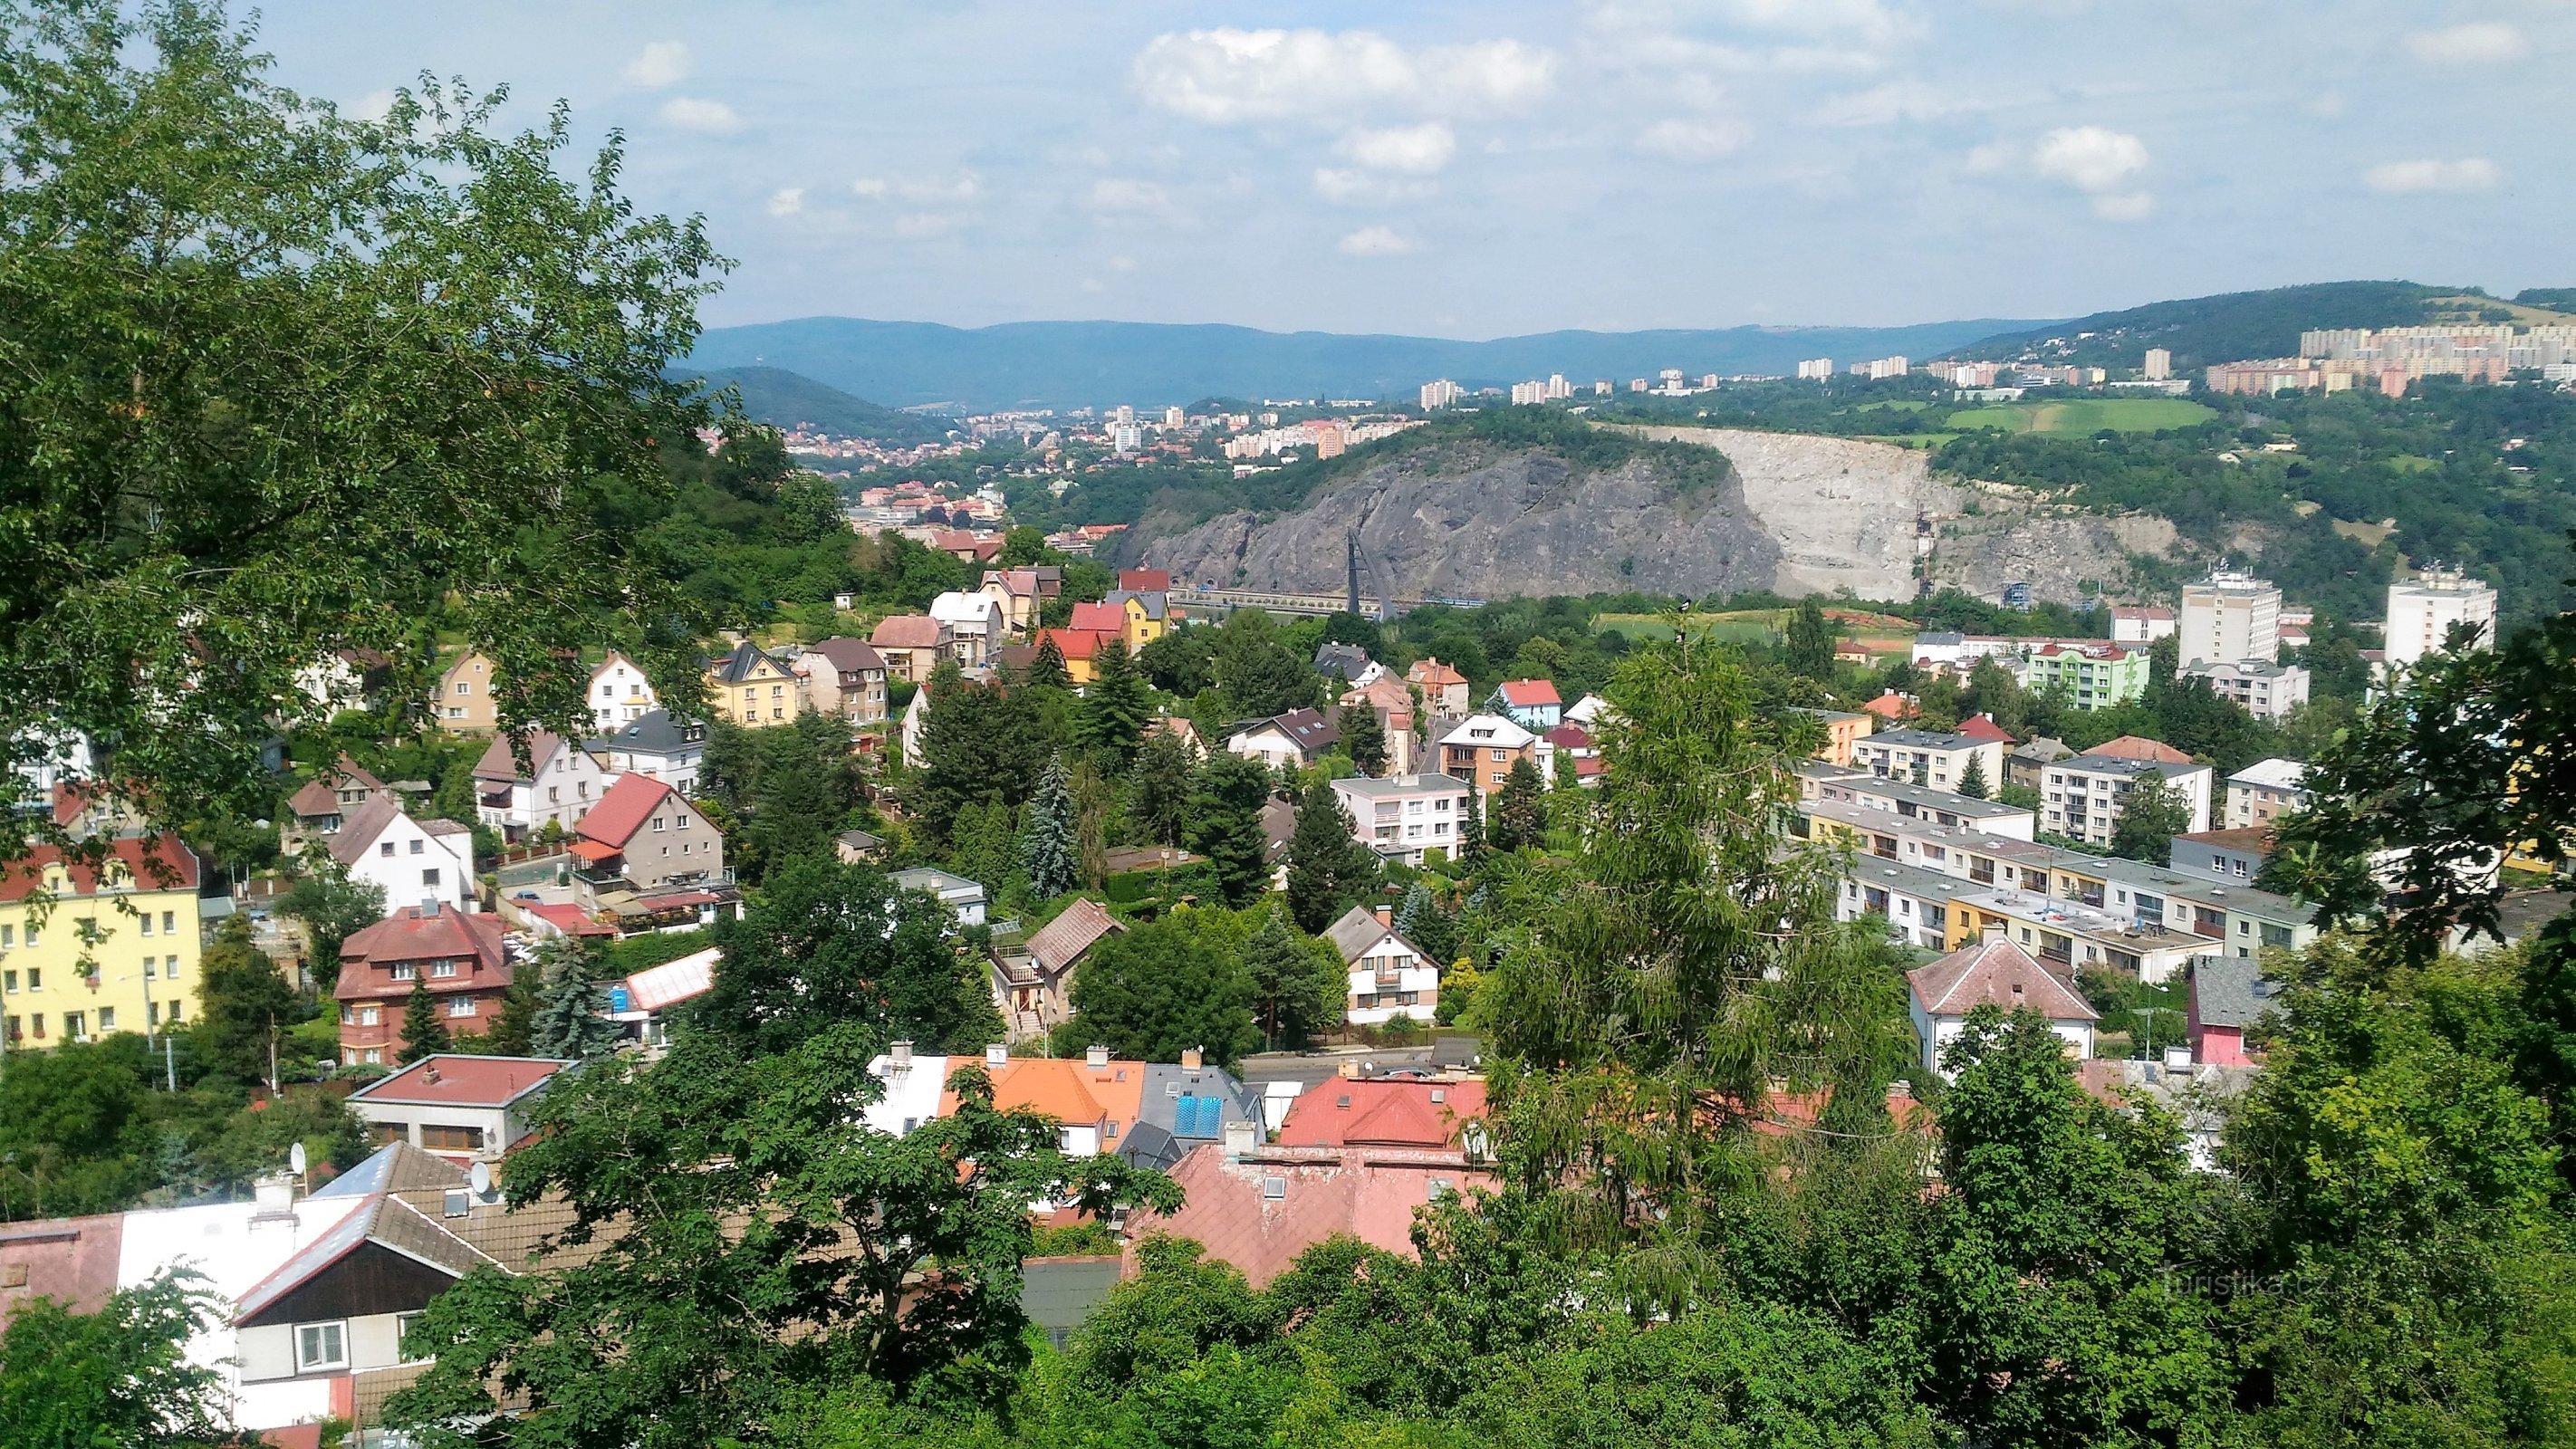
[1332,772,1469,797]
[2012,736,2074,762]
[707,639,789,685]
[1123,1062,1264,1170]
[1245,707,1340,760]
[1861,728,1982,750]
[1324,904,1427,964]
[1313,643,1374,682]
[311,1140,466,1199]
[2060,753,2210,780]
[2190,955,2280,1030]
[1104,590,1168,620]
[803,636,887,675]
[1816,774,2031,820]
[1917,631,1967,646]
[591,708,706,757]
[232,1195,495,1327]
[892,867,986,900]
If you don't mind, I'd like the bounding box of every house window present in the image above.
[380,841,395,858]
[96,1007,114,1032]
[359,1007,380,1026]
[422,868,440,888]
[139,915,153,937]
[390,964,417,981]
[295,1321,349,1373]
[446,995,476,1017]
[143,958,156,980]
[419,1123,485,1152]
[164,955,180,980]
[443,1190,471,1218]
[161,910,176,935]
[431,960,458,978]
[652,816,666,832]
[166,1001,180,1022]
[675,813,690,830]
[409,839,424,855]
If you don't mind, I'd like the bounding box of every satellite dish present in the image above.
[289,1142,307,1176]
[469,1162,493,1198]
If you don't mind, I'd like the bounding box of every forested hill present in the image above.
[1946,280,2576,370]
[691,365,955,446]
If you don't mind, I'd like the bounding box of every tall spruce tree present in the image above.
[1285,780,1376,933]
[398,979,451,1064]
[1956,753,1991,800]
[1018,755,1080,901]
[1242,906,1346,1051]
[1784,598,1838,679]
[1185,753,1275,907]
[1024,634,1072,692]
[1338,700,1389,776]
[190,916,296,1088]
[528,938,620,1061]
[1080,637,1153,763]
[1128,732,1195,847]
[1457,786,1486,865]
[1489,756,1549,852]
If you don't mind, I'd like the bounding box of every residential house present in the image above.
[1406,657,1470,719]
[1487,678,1562,731]
[704,640,805,728]
[990,897,1124,1042]
[2186,956,2278,1067]
[428,652,500,733]
[0,835,205,1049]
[327,797,473,916]
[1427,713,1543,795]
[2091,734,2196,763]
[585,652,658,733]
[1798,708,1872,767]
[1331,773,1474,866]
[2170,828,2273,884]
[937,1044,1149,1156]
[2021,642,2150,709]
[569,774,725,896]
[892,866,988,929]
[868,614,953,684]
[1144,715,1204,759]
[795,637,891,724]
[1954,713,2016,746]
[1228,708,1341,772]
[2111,605,2177,644]
[928,590,1008,667]
[469,731,613,840]
[1860,690,1914,725]
[835,830,886,864]
[1004,627,1119,686]
[2005,736,2073,792]
[1338,674,1417,773]
[862,1041,951,1137]
[1907,931,2099,1079]
[333,905,511,1064]
[2179,659,2311,721]
[2225,758,2309,830]
[284,755,388,842]
[978,569,1045,637]
[1563,693,1611,729]
[1117,568,1171,594]
[1835,857,1975,951]
[1097,590,1170,650]
[1799,763,2037,840]
[607,945,717,1050]
[345,1054,572,1160]
[1314,643,1377,686]
[1326,904,1440,1025]
[588,709,709,798]
[2043,752,2215,848]
[1848,728,2006,794]
[295,648,391,713]
[1120,1051,1267,1173]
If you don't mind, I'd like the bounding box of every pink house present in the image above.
[2187,956,2277,1067]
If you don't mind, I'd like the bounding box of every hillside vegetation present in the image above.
[1946,280,2570,370]
[691,364,954,446]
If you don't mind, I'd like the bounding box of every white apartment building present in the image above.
[2385,568,2498,672]
[2178,571,2280,667]
[1847,729,2008,794]
[2043,753,2214,848]
[1332,773,1475,866]
[2226,758,2309,830]
[2178,658,2311,721]
[1419,379,1464,409]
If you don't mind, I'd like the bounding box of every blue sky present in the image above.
[250,1,2574,338]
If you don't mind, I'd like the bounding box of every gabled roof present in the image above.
[312,1140,468,1199]
[1024,897,1124,974]
[1435,713,1535,751]
[929,590,1004,628]
[591,707,705,755]
[942,1055,1151,1130]
[1407,657,1466,689]
[706,639,790,685]
[472,731,569,785]
[1954,714,2014,744]
[335,908,509,995]
[1117,568,1170,592]
[982,568,1042,598]
[0,835,200,904]
[2088,734,2194,764]
[1240,707,1339,759]
[1323,905,1425,965]
[1069,601,1127,634]
[1035,628,1117,662]
[1543,724,1593,751]
[802,636,886,675]
[1907,936,2098,1022]
[325,795,410,868]
[1860,693,1913,721]
[232,1194,495,1327]
[2229,757,2307,791]
[870,614,947,649]
[1277,1079,1488,1149]
[287,755,383,819]
[1494,678,1561,707]
[2190,955,2281,1031]
[1314,643,1374,681]
[1104,590,1168,620]
[576,772,678,850]
[2012,735,2073,762]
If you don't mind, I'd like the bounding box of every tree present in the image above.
[1127,732,1196,848]
[1487,757,1549,852]
[399,980,452,1064]
[479,968,541,1058]
[1241,907,1347,1051]
[2108,772,2189,865]
[1284,780,1379,934]
[947,800,1018,897]
[189,916,297,1089]
[1457,786,1486,865]
[1783,599,1837,679]
[705,854,999,1056]
[1018,755,1079,901]
[1956,753,1991,801]
[528,937,621,1061]
[1025,633,1072,692]
[916,662,1050,847]
[1184,753,1275,908]
[1211,609,1321,718]
[1393,880,1457,965]
[276,867,384,985]
[0,1269,233,1448]
[1079,637,1153,763]
[0,4,728,872]
[1067,915,1263,1068]
[1338,700,1389,776]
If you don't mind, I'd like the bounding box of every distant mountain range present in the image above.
[683,315,2047,413]
[691,366,955,446]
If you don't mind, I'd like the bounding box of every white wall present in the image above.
[347,812,473,915]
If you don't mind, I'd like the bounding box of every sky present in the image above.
[248,0,2575,339]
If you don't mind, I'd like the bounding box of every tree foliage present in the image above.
[528,936,621,1061]
[1283,780,1378,934]
[703,854,997,1057]
[0,1269,233,1448]
[1065,912,1262,1069]
[398,979,451,1064]
[1016,755,1078,901]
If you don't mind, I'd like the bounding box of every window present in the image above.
[165,1001,180,1022]
[447,995,476,1017]
[675,813,691,830]
[380,840,395,858]
[96,1007,114,1032]
[24,968,36,990]
[431,960,458,978]
[390,964,417,981]
[455,681,470,696]
[409,839,424,855]
[139,914,153,937]
[0,926,10,947]
[418,1123,485,1151]
[295,1321,349,1373]
[5,970,17,993]
[422,868,440,888]
[359,1007,380,1026]
[443,1189,471,1218]
[1262,1175,1287,1200]
[652,816,666,833]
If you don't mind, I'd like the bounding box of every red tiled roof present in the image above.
[575,773,675,850]
[0,835,199,904]
[1068,601,1126,633]
[348,1054,571,1108]
[524,901,616,936]
[1496,678,1561,706]
[1124,1145,1494,1287]
[1407,658,1466,688]
[1543,724,1592,750]
[1907,936,2098,1022]
[0,1211,126,1316]
[1276,1080,1488,1150]
[1860,694,1912,721]
[1038,628,1117,662]
[335,907,509,1000]
[940,1056,1150,1129]
[870,614,946,649]
[2090,734,2193,764]
[567,839,622,863]
[1954,714,2014,744]
[1118,569,1170,592]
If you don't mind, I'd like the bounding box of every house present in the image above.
[2005,736,2073,792]
[607,945,718,1050]
[1228,708,1341,772]
[284,755,388,841]
[937,1044,1150,1156]
[428,651,500,733]
[1406,657,1470,718]
[928,590,1008,667]
[1098,590,1170,650]
[469,731,613,840]
[835,829,887,864]
[1313,643,1376,686]
[1144,715,1204,759]
[1848,728,2006,794]
[868,614,953,683]
[1954,713,2015,746]
[1001,628,1119,686]
[585,652,658,733]
[588,709,709,797]
[333,905,511,1064]
[2225,758,2309,830]
[326,797,473,916]
[1427,713,1543,795]
[1119,1050,1267,1173]
[1333,773,1475,866]
[1487,678,1562,731]
[861,1041,951,1137]
[892,866,988,929]
[1860,690,1914,724]
[795,637,890,724]
[2043,752,2215,848]
[1278,1075,1488,1151]
[2186,955,2279,1068]
[704,640,805,727]
[979,569,1045,637]
[2179,658,2311,721]
[569,774,725,897]
[2171,828,2273,884]
[1326,904,1440,1025]
[2090,734,2195,763]
[1797,708,1872,767]
[1338,675,1417,773]
[1799,763,2037,840]
[0,835,206,1049]
[345,1054,572,1161]
[1906,930,2099,1079]
[296,648,391,713]
[2111,605,2177,644]
[991,897,1124,1042]
[1563,693,1611,729]
[2021,642,2150,709]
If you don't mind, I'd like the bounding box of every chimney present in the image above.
[984,1042,1008,1069]
[1222,1118,1257,1157]
[1085,1043,1110,1070]
[248,1171,299,1226]
[421,1061,442,1086]
[1338,1059,1360,1080]
[1982,926,2007,946]
[2164,1044,2194,1072]
[1373,904,1392,927]
[1180,1046,1203,1070]
[890,1039,913,1070]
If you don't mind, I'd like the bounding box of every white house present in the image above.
[1227,707,1340,772]
[1331,772,1475,865]
[1906,930,2099,1079]
[2043,752,2214,848]
[1325,904,1440,1026]
[2225,757,2309,830]
[590,709,709,798]
[862,1041,954,1136]
[928,590,1008,667]
[344,1054,573,1163]
[326,796,474,916]
[1848,728,2007,794]
[891,866,988,929]
[469,731,618,840]
[587,652,659,732]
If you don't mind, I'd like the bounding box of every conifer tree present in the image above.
[1080,637,1153,763]
[1025,633,1072,692]
[399,979,451,1065]
[1458,786,1486,865]
[1489,756,1548,852]
[947,801,1018,895]
[1019,754,1079,901]
[1185,753,1274,907]
[1243,906,1346,1051]
[1957,753,1991,800]
[1338,699,1389,776]
[1128,732,1195,847]
[1286,779,1376,933]
[529,938,620,1061]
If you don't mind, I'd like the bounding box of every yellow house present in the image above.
[430,651,501,733]
[705,640,806,727]
[1103,590,1168,650]
[1,837,207,1048]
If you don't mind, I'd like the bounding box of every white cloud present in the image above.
[2032,125,2148,193]
[894,213,961,239]
[1702,0,1918,45]
[1312,168,1437,204]
[1335,122,1456,174]
[349,89,396,123]
[2091,191,2153,222]
[624,41,689,89]
[1636,117,1747,159]
[851,178,889,199]
[2404,22,2524,65]
[1088,178,1175,213]
[1337,225,1418,255]
[767,187,804,216]
[2363,157,2501,194]
[1132,29,1554,123]
[1812,79,1973,126]
[850,174,980,203]
[658,97,744,134]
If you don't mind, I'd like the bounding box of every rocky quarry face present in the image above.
[1136,425,2178,606]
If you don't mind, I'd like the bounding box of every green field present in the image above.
[1946,398,2216,435]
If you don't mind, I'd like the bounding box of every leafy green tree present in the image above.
[398,979,451,1064]
[1137,627,1217,698]
[0,1038,154,1217]
[1956,753,1990,801]
[697,715,862,884]
[1240,907,1346,1051]
[1069,914,1263,1068]
[0,1269,233,1447]
[946,801,1018,897]
[705,854,998,1056]
[478,968,541,1058]
[1017,755,1079,901]
[1184,753,1274,908]
[1337,699,1388,776]
[1783,598,1838,679]
[1284,780,1378,934]
[1210,609,1320,718]
[915,661,1050,847]
[1487,757,1548,853]
[1127,732,1195,848]
[1079,637,1152,763]
[528,937,621,1061]
[189,916,297,1088]
[2108,772,2189,865]
[276,867,384,985]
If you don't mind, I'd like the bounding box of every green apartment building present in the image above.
[2021,643,2149,710]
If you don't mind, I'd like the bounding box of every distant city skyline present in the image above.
[246,1,2573,338]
